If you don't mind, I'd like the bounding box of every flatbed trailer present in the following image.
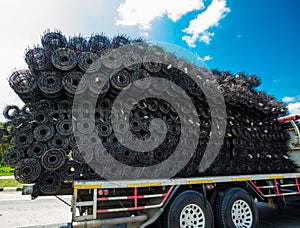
[69,115,300,228]
[71,173,300,227]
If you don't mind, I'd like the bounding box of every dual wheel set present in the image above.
[157,187,258,228]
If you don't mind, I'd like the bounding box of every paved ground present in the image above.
[0,192,299,227]
[258,202,300,228]
[0,192,71,228]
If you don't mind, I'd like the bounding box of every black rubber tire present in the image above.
[163,190,214,228]
[214,187,258,228]
[209,185,229,209]
[276,196,287,211]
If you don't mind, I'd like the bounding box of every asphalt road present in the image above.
[0,192,299,227]
[0,192,71,228]
[257,202,300,228]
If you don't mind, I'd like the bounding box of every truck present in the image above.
[65,115,300,227]
[4,30,299,227]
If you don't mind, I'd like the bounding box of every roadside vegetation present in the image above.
[0,179,22,188]
[0,122,13,176]
[0,166,14,176]
[0,122,21,187]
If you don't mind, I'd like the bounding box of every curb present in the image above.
[0,187,23,192]
[0,176,14,180]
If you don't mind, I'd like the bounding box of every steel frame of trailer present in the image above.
[71,172,300,226]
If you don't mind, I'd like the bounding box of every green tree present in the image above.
[0,144,10,167]
[0,122,10,167]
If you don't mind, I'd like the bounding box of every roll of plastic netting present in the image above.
[51,48,77,71]
[60,160,82,181]
[111,34,130,48]
[110,69,131,91]
[48,110,65,124]
[78,51,101,73]
[88,34,110,54]
[41,148,66,171]
[3,105,20,120]
[41,30,67,51]
[98,97,112,111]
[82,164,102,180]
[33,111,49,125]
[3,147,25,166]
[37,170,62,194]
[13,131,33,148]
[38,71,63,95]
[76,118,95,134]
[47,134,69,149]
[63,71,87,96]
[12,116,33,133]
[9,70,39,102]
[33,124,54,142]
[25,47,50,71]
[68,35,87,52]
[57,100,72,112]
[101,49,123,69]
[71,144,93,164]
[14,158,41,184]
[36,99,54,112]
[123,51,142,71]
[56,119,73,136]
[88,72,110,96]
[27,141,48,158]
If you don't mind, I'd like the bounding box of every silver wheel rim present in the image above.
[180,203,205,228]
[231,199,253,228]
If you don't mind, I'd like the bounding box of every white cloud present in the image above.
[140,31,149,37]
[199,31,215,44]
[282,96,297,103]
[182,35,197,48]
[182,0,230,47]
[287,102,300,115]
[203,55,213,61]
[116,0,230,47]
[197,55,213,61]
[0,0,140,122]
[116,0,205,29]
[282,96,300,115]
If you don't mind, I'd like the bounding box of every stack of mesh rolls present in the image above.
[0,30,295,196]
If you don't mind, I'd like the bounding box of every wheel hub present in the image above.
[180,203,205,228]
[231,199,253,228]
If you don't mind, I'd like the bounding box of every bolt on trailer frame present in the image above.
[71,172,300,227]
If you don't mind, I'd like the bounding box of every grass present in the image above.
[0,179,23,188]
[0,166,22,188]
[0,166,14,176]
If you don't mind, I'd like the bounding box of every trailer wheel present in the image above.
[276,196,287,211]
[209,185,228,209]
[164,190,214,228]
[215,187,258,228]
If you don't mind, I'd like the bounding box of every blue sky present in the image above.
[0,0,299,119]
[147,0,300,110]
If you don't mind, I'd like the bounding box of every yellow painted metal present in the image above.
[186,180,214,185]
[232,177,252,182]
[74,185,102,189]
[127,183,162,188]
[267,176,284,180]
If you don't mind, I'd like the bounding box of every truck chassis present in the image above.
[72,173,300,227]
